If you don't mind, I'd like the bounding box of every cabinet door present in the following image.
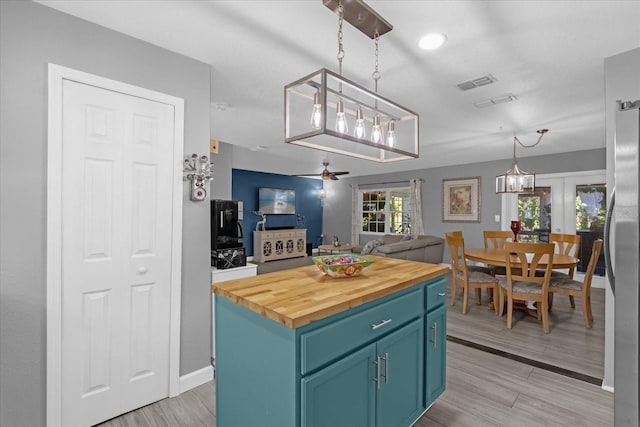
[425,304,447,407]
[376,319,424,427]
[301,343,376,427]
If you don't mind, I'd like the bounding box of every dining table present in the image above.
[464,247,579,316]
[464,247,579,269]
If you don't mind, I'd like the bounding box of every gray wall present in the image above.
[0,2,211,426]
[324,148,606,259]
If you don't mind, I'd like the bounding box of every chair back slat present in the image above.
[504,242,555,289]
[583,239,603,288]
[483,230,513,249]
[548,233,581,256]
[445,232,467,277]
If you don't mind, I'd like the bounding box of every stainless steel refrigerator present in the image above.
[605,99,639,426]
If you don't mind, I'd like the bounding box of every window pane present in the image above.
[518,187,551,242]
[576,184,606,231]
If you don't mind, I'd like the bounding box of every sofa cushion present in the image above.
[382,234,404,245]
[360,239,383,255]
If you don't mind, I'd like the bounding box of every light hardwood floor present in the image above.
[97,340,612,427]
[97,263,611,426]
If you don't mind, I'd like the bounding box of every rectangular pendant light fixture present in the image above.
[285,68,419,162]
[284,0,419,163]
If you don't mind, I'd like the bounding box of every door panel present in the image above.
[376,319,424,427]
[301,343,377,427]
[426,305,447,407]
[61,79,174,426]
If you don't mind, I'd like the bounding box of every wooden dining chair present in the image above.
[446,233,499,315]
[548,239,602,328]
[547,232,581,308]
[497,242,555,333]
[482,230,513,276]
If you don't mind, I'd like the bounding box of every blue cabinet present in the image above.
[376,319,424,427]
[302,319,424,427]
[425,304,447,407]
[215,275,447,427]
[301,343,377,427]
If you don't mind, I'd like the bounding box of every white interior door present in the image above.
[60,79,175,426]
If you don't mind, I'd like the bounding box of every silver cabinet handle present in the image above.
[438,292,446,297]
[432,322,437,349]
[371,319,392,330]
[374,356,381,389]
[381,353,389,384]
[220,211,224,228]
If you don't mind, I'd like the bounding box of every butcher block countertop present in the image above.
[211,255,449,328]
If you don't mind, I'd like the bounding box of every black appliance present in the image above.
[211,200,245,268]
[211,199,243,249]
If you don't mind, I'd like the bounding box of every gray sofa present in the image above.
[352,234,445,264]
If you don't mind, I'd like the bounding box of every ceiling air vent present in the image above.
[474,93,518,108]
[456,74,497,91]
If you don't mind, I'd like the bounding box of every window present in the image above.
[360,188,410,234]
[517,186,551,241]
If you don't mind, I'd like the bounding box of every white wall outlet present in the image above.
[494,214,501,222]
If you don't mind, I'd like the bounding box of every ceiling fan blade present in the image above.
[332,171,349,176]
[330,174,339,180]
[293,173,320,177]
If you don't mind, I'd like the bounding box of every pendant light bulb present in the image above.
[335,99,348,134]
[386,120,396,147]
[310,91,322,130]
[371,114,383,144]
[354,106,366,139]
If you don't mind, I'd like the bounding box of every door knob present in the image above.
[138,266,148,274]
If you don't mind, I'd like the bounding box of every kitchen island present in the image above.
[212,255,449,427]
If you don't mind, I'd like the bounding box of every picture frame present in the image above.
[442,177,481,222]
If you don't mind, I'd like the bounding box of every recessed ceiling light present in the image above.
[418,32,447,50]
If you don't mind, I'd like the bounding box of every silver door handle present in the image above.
[220,211,224,228]
[371,319,392,330]
[438,292,446,297]
[381,353,389,384]
[604,188,615,295]
[374,356,381,389]
[432,322,437,349]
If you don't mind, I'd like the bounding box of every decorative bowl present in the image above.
[312,254,373,278]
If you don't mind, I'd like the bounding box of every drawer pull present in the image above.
[438,292,446,297]
[371,318,392,330]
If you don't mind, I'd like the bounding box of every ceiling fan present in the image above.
[295,161,350,181]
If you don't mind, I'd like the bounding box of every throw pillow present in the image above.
[360,239,383,255]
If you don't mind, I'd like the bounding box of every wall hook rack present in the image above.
[183,153,213,201]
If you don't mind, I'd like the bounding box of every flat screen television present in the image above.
[258,188,296,214]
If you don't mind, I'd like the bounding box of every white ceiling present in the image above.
[37,0,640,178]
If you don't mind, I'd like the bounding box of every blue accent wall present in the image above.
[232,169,324,257]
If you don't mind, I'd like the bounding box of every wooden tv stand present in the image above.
[253,229,306,262]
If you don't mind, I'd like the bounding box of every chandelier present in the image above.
[284,0,419,162]
[495,129,548,194]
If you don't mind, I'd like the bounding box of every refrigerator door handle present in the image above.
[604,188,615,295]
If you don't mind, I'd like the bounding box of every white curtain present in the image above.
[409,179,425,238]
[351,184,359,245]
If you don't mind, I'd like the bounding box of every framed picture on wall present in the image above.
[442,177,481,222]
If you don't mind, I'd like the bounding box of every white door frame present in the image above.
[46,64,184,427]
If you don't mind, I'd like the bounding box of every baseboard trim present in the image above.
[179,365,214,394]
[447,335,603,386]
[601,384,614,393]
